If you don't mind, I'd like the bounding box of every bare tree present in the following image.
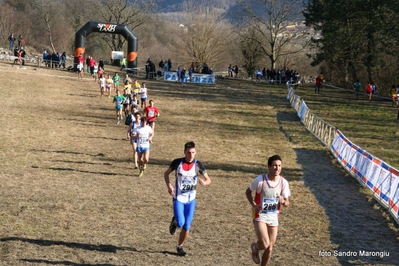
[238,0,306,70]
[177,0,232,71]
[88,0,159,52]
[238,28,264,77]
[30,0,64,52]
[0,2,17,47]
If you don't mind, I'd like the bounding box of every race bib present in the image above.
[261,198,279,214]
[138,136,147,144]
[180,178,196,193]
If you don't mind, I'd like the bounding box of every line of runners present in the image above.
[94,71,291,264]
[98,71,160,177]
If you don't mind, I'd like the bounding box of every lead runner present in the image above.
[245,154,291,265]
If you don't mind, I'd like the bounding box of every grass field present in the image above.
[0,61,398,266]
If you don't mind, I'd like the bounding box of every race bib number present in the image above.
[261,198,279,214]
[138,136,147,144]
[180,179,196,193]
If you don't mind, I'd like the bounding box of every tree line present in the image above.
[1,0,398,94]
[304,0,399,94]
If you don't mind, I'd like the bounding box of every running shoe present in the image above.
[138,170,143,177]
[143,164,147,171]
[176,246,187,257]
[169,216,177,235]
[251,242,260,264]
[116,121,120,125]
[134,163,138,169]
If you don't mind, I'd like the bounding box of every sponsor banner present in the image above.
[163,72,215,84]
[291,95,300,109]
[331,130,399,219]
[112,51,124,60]
[287,87,294,100]
[297,101,308,122]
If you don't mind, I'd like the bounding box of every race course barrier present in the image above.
[287,84,399,226]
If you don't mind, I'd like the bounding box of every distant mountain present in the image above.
[156,0,238,13]
[156,0,305,21]
[156,0,184,12]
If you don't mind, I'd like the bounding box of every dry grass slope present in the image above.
[0,61,398,265]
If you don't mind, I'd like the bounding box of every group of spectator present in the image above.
[145,58,157,79]
[228,64,239,77]
[254,67,300,84]
[158,58,173,74]
[42,50,67,69]
[8,33,25,51]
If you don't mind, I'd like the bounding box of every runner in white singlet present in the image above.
[245,155,291,266]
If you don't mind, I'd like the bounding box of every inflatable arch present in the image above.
[74,21,138,70]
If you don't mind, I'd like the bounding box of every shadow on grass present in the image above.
[47,167,119,176]
[294,148,399,266]
[1,237,184,265]
[0,237,136,253]
[20,258,119,266]
[31,149,106,157]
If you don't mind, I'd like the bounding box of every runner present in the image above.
[164,141,212,257]
[113,90,125,125]
[139,82,148,109]
[105,75,114,98]
[130,94,140,114]
[113,72,120,92]
[98,74,106,98]
[131,117,153,177]
[245,155,291,266]
[132,79,140,97]
[126,112,142,169]
[144,99,160,134]
[123,87,132,117]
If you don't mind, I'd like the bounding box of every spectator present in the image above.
[188,68,193,82]
[163,60,169,73]
[234,65,239,77]
[315,75,322,94]
[390,85,396,106]
[366,81,373,102]
[228,64,233,77]
[354,79,361,98]
[17,35,23,49]
[51,52,57,68]
[167,58,172,71]
[60,52,66,70]
[8,33,16,51]
[145,58,151,80]
[86,56,90,73]
[180,68,186,84]
[120,57,127,70]
[159,59,164,72]
[98,58,105,71]
[176,66,181,82]
[150,61,156,79]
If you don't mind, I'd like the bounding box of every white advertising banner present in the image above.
[163,71,215,84]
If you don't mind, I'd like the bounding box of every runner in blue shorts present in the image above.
[113,90,125,125]
[131,117,153,177]
[127,112,141,169]
[164,141,211,256]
